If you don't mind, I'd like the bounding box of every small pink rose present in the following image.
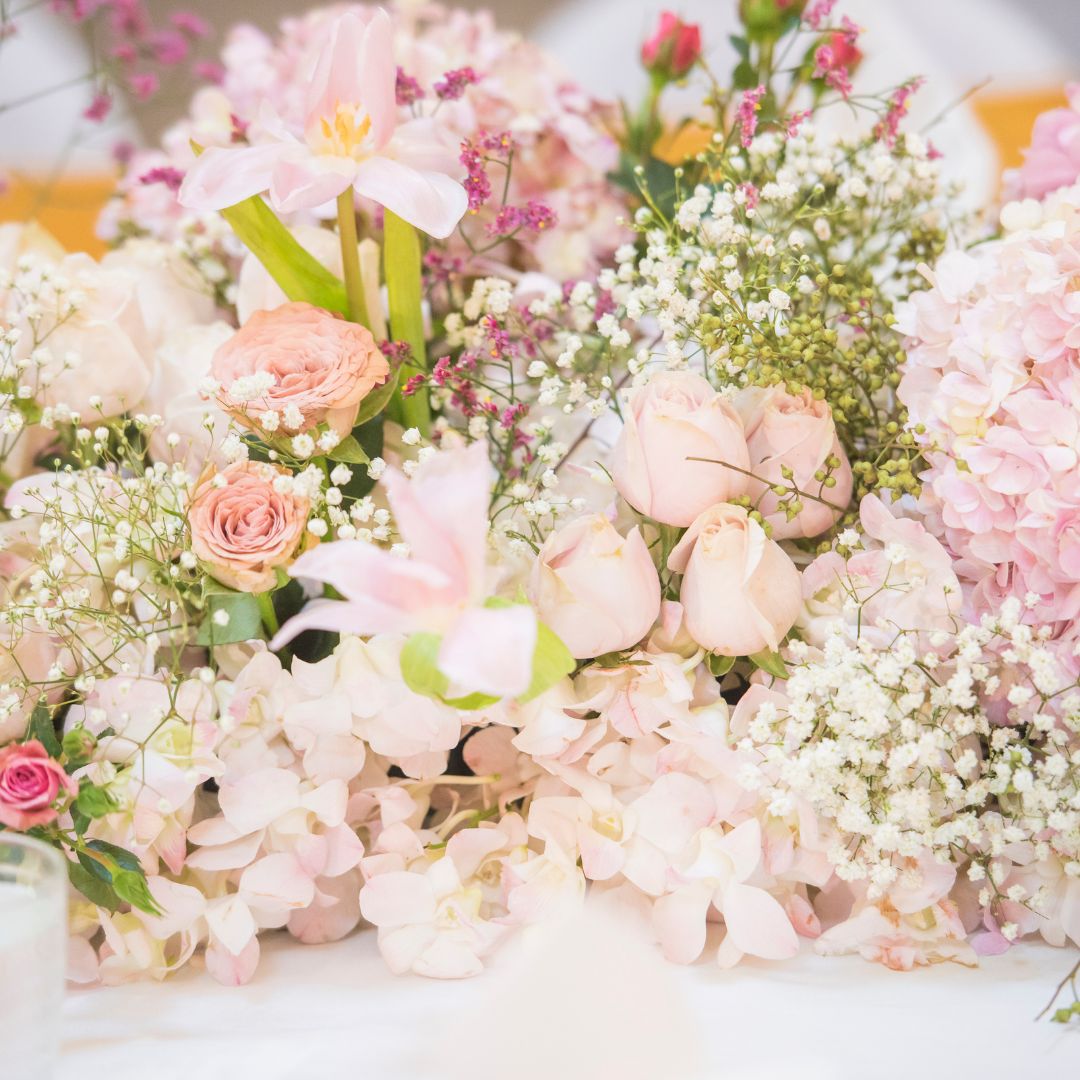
[0,739,77,831]
[211,301,390,437]
[612,371,750,527]
[668,503,801,656]
[189,460,310,593]
[529,514,661,659]
[740,386,853,540]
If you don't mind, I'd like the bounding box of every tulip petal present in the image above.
[353,155,468,239]
[268,154,355,215]
[178,143,290,210]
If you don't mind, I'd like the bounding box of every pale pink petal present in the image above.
[205,936,260,986]
[412,936,486,979]
[178,144,290,210]
[578,823,625,881]
[721,882,799,960]
[359,871,436,927]
[380,441,491,597]
[299,778,349,827]
[438,605,537,698]
[288,872,362,944]
[206,896,257,956]
[715,819,763,883]
[376,923,437,975]
[140,878,206,938]
[631,773,715,855]
[268,154,355,215]
[652,885,712,964]
[186,829,265,872]
[239,853,316,912]
[353,155,468,239]
[356,10,397,148]
[218,768,300,833]
[321,822,366,877]
[186,816,244,846]
[388,116,462,175]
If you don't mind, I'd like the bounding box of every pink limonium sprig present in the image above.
[736,85,767,148]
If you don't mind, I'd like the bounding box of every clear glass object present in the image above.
[0,834,66,1080]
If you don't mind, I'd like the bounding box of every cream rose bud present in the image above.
[189,461,310,593]
[611,371,750,527]
[530,514,661,659]
[211,301,390,437]
[667,504,800,657]
[739,386,854,540]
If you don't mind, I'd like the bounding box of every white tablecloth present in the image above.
[60,924,1080,1080]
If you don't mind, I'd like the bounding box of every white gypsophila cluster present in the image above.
[0,256,86,475]
[740,594,1080,901]
[0,451,197,727]
[602,125,949,389]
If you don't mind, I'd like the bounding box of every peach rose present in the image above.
[189,461,310,593]
[667,504,801,656]
[0,740,77,831]
[210,301,389,437]
[612,371,749,527]
[529,514,661,659]
[740,386,853,540]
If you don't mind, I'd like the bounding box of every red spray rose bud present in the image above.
[641,12,702,81]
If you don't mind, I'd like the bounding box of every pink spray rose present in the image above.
[740,386,853,540]
[0,740,77,831]
[210,301,389,437]
[640,12,702,81]
[612,371,750,527]
[189,461,310,593]
[1003,84,1080,202]
[529,514,661,659]
[667,504,801,656]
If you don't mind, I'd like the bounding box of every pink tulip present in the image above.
[273,442,537,698]
[178,10,468,238]
[529,514,661,659]
[611,371,750,527]
[668,503,801,656]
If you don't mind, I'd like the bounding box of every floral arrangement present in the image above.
[1,0,1079,1019]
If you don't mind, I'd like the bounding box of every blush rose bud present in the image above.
[612,371,750,528]
[739,386,853,540]
[667,503,801,657]
[640,12,702,82]
[530,515,661,659]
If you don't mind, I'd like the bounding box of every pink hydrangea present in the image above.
[1003,84,1080,203]
[898,183,1080,652]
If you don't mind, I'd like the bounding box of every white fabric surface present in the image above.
[60,925,1080,1079]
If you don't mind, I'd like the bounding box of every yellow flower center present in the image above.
[314,102,373,159]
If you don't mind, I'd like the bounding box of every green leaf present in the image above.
[74,784,117,820]
[85,839,142,873]
[25,699,61,757]
[193,143,349,315]
[383,209,430,434]
[398,632,500,712]
[327,434,370,465]
[67,859,121,912]
[748,649,789,680]
[519,619,576,703]
[196,589,265,646]
[351,366,401,429]
[707,653,737,678]
[400,632,448,699]
[112,869,163,916]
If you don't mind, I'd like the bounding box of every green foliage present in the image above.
[25,699,60,756]
[748,649,790,680]
[327,434,370,465]
[196,588,265,646]
[70,839,161,916]
[193,143,349,315]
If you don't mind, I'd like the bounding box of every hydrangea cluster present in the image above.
[898,182,1080,649]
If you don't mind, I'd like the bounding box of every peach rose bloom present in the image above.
[667,503,800,656]
[740,386,853,540]
[211,301,389,437]
[611,371,749,527]
[189,461,310,593]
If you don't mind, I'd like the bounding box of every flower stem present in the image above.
[383,209,431,437]
[336,189,370,329]
[255,590,279,637]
